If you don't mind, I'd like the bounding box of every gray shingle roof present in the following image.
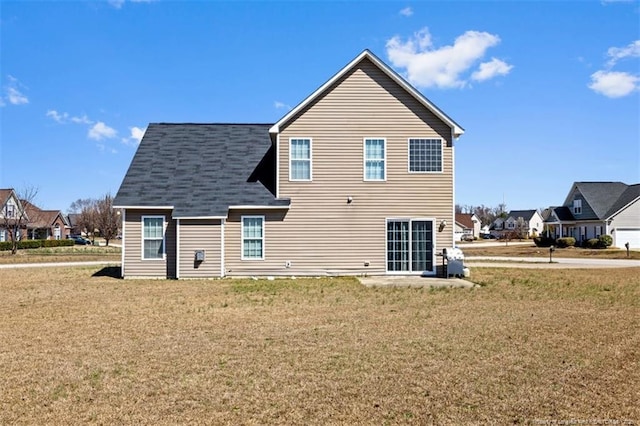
[507,210,538,221]
[572,182,629,220]
[113,123,290,217]
[605,184,640,218]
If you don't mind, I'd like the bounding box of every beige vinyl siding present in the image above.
[123,209,176,278]
[225,58,455,276]
[178,219,222,278]
[611,199,640,228]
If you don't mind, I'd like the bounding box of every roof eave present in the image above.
[269,50,464,138]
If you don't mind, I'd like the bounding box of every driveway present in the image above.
[465,256,640,269]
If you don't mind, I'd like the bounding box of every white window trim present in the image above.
[141,215,166,261]
[363,137,387,181]
[407,138,443,174]
[289,138,312,182]
[573,199,582,215]
[241,215,265,261]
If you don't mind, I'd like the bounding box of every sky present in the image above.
[1,0,639,213]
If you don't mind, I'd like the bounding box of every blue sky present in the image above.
[1,0,638,213]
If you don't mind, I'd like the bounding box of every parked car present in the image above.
[68,235,91,245]
[461,234,474,241]
[482,234,497,239]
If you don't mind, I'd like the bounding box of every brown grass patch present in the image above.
[1,267,638,424]
[461,243,640,259]
[0,245,121,264]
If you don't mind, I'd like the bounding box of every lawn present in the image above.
[1,266,638,424]
[460,242,640,260]
[0,245,121,264]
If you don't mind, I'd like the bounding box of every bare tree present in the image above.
[68,198,95,214]
[1,186,38,254]
[77,200,99,243]
[95,194,119,246]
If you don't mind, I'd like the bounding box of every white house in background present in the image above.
[492,210,543,238]
[543,182,640,248]
[455,213,480,241]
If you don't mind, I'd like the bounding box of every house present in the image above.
[113,50,464,279]
[455,213,480,241]
[492,210,543,238]
[21,200,69,240]
[0,188,28,242]
[543,182,640,248]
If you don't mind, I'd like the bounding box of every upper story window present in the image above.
[242,216,264,260]
[364,138,386,181]
[290,138,312,181]
[142,216,164,260]
[5,204,15,218]
[409,138,442,173]
[573,199,582,215]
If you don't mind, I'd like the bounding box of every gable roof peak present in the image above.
[269,49,464,138]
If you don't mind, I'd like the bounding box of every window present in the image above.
[573,199,582,215]
[409,139,442,172]
[5,204,15,218]
[242,216,264,260]
[142,216,164,259]
[364,138,386,181]
[290,138,311,181]
[0,230,5,242]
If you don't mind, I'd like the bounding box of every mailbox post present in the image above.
[625,242,630,258]
[549,245,555,263]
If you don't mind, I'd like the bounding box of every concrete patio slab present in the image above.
[357,275,476,289]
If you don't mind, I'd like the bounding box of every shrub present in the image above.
[583,238,599,249]
[18,240,42,249]
[534,236,555,247]
[41,239,75,248]
[556,237,576,248]
[0,241,12,251]
[598,235,613,248]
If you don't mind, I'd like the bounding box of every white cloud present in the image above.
[122,126,146,145]
[46,109,68,123]
[588,70,639,98]
[386,28,511,89]
[399,7,413,17]
[88,122,117,140]
[108,0,125,8]
[606,40,640,68]
[4,76,29,105]
[274,101,291,110]
[589,40,640,98]
[46,109,93,124]
[471,58,513,81]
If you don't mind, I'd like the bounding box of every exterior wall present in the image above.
[178,219,223,278]
[564,188,598,220]
[234,58,455,276]
[123,209,176,278]
[610,199,640,248]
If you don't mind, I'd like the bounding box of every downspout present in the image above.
[220,218,225,277]
[121,210,126,278]
[176,218,180,279]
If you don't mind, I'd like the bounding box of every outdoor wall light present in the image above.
[439,219,447,232]
[347,196,353,204]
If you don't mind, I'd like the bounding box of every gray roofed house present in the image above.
[113,49,466,279]
[544,181,640,248]
[114,123,290,218]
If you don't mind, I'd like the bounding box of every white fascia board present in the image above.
[113,205,174,209]
[606,196,640,221]
[269,50,464,138]
[173,215,227,220]
[228,205,290,210]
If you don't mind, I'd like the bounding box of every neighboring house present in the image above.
[22,200,69,240]
[543,182,640,248]
[492,210,543,238]
[114,49,465,279]
[455,213,480,241]
[66,213,83,236]
[0,188,28,242]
